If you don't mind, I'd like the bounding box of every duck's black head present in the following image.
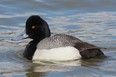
[26,15,51,41]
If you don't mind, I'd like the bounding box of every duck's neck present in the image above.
[23,40,40,60]
[24,27,51,60]
[23,35,50,60]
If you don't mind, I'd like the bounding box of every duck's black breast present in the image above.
[23,41,39,60]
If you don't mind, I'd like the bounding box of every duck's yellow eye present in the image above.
[32,26,35,29]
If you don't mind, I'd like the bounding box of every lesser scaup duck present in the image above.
[23,15,105,61]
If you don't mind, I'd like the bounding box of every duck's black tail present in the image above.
[80,48,105,59]
[74,42,105,59]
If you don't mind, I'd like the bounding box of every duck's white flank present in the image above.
[33,46,81,61]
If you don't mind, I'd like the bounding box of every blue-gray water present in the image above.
[0,0,116,77]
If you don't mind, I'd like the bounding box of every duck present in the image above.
[23,15,105,61]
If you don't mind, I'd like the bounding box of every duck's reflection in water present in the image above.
[26,58,105,77]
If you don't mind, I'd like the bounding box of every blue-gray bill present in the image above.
[11,31,28,41]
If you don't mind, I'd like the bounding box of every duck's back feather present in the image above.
[37,34,82,49]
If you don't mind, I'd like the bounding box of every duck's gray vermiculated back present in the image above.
[37,34,82,49]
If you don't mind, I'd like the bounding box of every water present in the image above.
[0,0,116,77]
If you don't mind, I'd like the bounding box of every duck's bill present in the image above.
[12,31,29,41]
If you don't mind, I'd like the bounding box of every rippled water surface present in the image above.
[0,0,116,77]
